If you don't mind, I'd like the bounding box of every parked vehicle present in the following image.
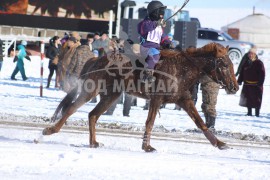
[197,28,254,63]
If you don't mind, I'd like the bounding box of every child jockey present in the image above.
[137,0,169,84]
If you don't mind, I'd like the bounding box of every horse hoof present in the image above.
[42,127,56,135]
[90,142,104,148]
[143,145,156,152]
[217,140,230,150]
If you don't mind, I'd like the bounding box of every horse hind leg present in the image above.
[43,91,94,136]
[88,92,122,148]
[51,87,78,122]
[177,99,229,150]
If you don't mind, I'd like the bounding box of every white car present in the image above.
[197,28,254,63]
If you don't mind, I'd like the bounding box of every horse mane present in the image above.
[185,43,228,58]
[160,43,227,61]
[160,49,182,60]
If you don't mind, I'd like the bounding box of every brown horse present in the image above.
[42,42,239,152]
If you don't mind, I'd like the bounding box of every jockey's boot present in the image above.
[142,69,156,85]
[205,113,216,130]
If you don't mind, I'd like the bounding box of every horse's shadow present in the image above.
[0,135,35,144]
[0,135,70,147]
[1,77,46,89]
[175,151,270,165]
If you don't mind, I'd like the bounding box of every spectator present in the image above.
[0,39,3,72]
[235,47,258,77]
[46,36,61,88]
[60,32,69,45]
[94,32,100,41]
[11,40,30,81]
[66,42,95,91]
[58,36,81,92]
[237,47,265,117]
[199,75,220,129]
[92,31,110,55]
[87,33,94,51]
[104,93,135,117]
[167,33,178,48]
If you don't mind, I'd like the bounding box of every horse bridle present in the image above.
[182,52,230,88]
[210,55,229,88]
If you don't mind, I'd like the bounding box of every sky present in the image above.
[0,47,270,179]
[134,0,270,29]
[135,0,270,8]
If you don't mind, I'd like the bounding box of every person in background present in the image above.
[87,33,94,51]
[60,32,69,45]
[11,40,30,81]
[94,32,100,41]
[104,92,135,117]
[60,36,81,92]
[66,39,95,92]
[183,46,219,129]
[88,32,105,102]
[55,33,70,87]
[167,33,178,49]
[46,36,61,88]
[57,31,81,92]
[235,47,258,77]
[58,35,81,92]
[92,31,110,56]
[198,75,220,129]
[0,39,3,72]
[137,0,168,84]
[237,47,265,117]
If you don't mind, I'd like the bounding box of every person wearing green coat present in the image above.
[11,40,30,81]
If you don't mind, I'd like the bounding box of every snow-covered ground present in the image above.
[0,49,270,179]
[0,124,270,180]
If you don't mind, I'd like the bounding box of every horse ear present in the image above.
[215,45,227,57]
[226,45,229,51]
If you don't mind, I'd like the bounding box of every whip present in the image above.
[165,0,190,22]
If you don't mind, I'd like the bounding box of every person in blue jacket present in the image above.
[11,40,30,81]
[137,0,168,84]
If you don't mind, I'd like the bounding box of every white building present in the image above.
[222,13,270,48]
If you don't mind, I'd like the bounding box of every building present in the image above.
[222,13,270,48]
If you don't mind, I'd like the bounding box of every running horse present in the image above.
[42,42,239,152]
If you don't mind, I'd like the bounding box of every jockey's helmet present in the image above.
[147,1,167,21]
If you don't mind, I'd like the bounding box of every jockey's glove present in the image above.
[157,19,166,27]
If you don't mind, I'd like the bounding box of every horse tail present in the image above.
[51,86,78,122]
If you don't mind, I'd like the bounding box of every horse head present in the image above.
[192,43,239,94]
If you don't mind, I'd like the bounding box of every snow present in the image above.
[0,50,270,179]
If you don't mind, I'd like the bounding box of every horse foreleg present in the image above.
[179,99,228,150]
[88,92,121,148]
[142,99,161,152]
[43,93,90,135]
